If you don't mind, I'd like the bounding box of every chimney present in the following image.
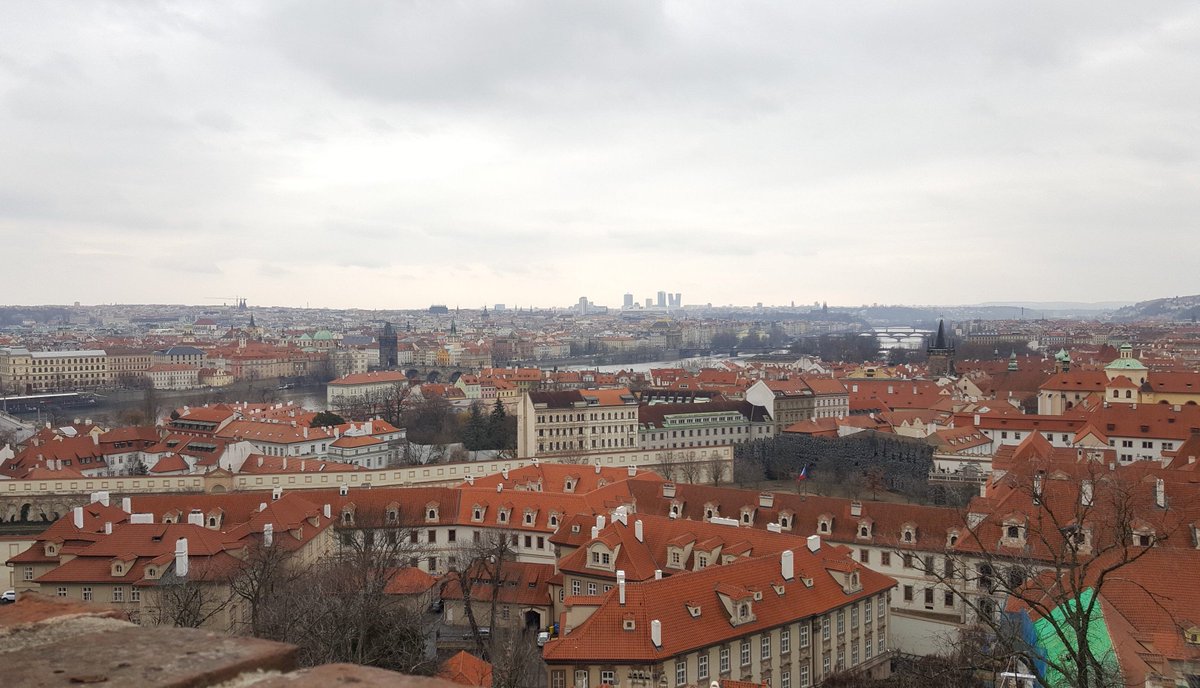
[662,482,676,498]
[758,492,774,508]
[1155,478,1166,508]
[130,513,154,524]
[303,426,309,439]
[617,570,626,604]
[175,538,189,578]
[300,460,306,472]
[272,486,283,501]
[465,475,474,486]
[655,569,662,580]
[849,501,862,517]
[323,504,332,519]
[596,515,606,530]
[781,550,794,581]
[502,467,509,479]
[187,510,203,526]
[92,433,99,445]
[73,507,84,529]
[628,465,637,477]
[650,619,662,648]
[973,414,980,426]
[806,534,821,552]
[257,456,264,468]
[264,523,274,547]
[595,463,601,474]
[122,497,132,513]
[282,457,288,470]
[496,483,503,493]
[591,526,599,539]
[634,519,644,542]
[767,523,782,533]
[259,502,268,512]
[104,521,112,535]
[339,484,349,496]
[1081,480,1094,506]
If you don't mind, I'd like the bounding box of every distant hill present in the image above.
[1111,295,1200,322]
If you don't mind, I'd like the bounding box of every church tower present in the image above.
[379,322,398,369]
[926,319,956,377]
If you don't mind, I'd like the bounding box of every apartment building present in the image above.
[744,378,849,433]
[517,388,639,458]
[543,540,894,688]
[638,400,774,450]
[0,347,110,393]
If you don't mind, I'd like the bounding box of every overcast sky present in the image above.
[2,2,1198,310]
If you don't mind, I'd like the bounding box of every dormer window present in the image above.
[524,510,536,526]
[903,531,913,542]
[696,554,709,569]
[1185,626,1200,645]
[857,520,872,539]
[498,510,509,524]
[818,516,832,534]
[901,524,916,543]
[548,513,559,528]
[426,506,438,522]
[472,506,484,522]
[207,517,218,528]
[341,509,354,526]
[779,514,791,530]
[740,508,753,525]
[1006,525,1020,539]
[564,480,575,492]
[387,509,399,524]
[115,564,123,574]
[738,602,751,620]
[947,531,959,547]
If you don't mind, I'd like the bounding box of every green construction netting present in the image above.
[1032,587,1119,687]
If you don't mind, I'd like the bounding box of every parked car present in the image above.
[537,631,551,647]
[460,627,490,640]
[1,590,16,604]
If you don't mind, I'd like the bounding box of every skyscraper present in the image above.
[623,293,634,308]
[656,291,667,307]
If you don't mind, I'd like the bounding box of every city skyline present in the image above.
[2,2,1199,309]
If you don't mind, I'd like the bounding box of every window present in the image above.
[675,659,686,686]
[903,585,913,602]
[739,603,750,620]
[448,529,456,542]
[799,623,809,648]
[112,587,124,602]
[837,610,844,634]
[852,644,860,666]
[800,666,810,688]
[720,646,731,673]
[552,671,566,688]
[574,670,589,688]
[781,669,790,688]
[741,640,751,666]
[822,655,830,676]
[23,566,33,581]
[837,647,845,670]
[601,670,615,686]
[697,554,709,569]
[572,579,581,595]
[428,529,437,544]
[587,582,598,595]
[82,587,93,601]
[866,637,873,659]
[945,590,955,607]
[822,617,830,641]
[924,588,934,606]
[56,587,67,597]
[865,598,873,623]
[859,549,869,564]
[878,634,886,652]
[698,653,709,680]
[880,552,890,566]
[851,606,859,629]
[781,627,791,654]
[762,635,771,660]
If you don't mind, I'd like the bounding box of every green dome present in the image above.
[313,330,334,340]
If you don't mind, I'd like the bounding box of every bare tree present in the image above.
[446,528,521,661]
[146,570,234,630]
[677,457,703,485]
[705,456,728,486]
[228,538,302,637]
[252,505,437,674]
[916,462,1188,688]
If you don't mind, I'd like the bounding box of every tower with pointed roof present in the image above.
[926,319,956,377]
